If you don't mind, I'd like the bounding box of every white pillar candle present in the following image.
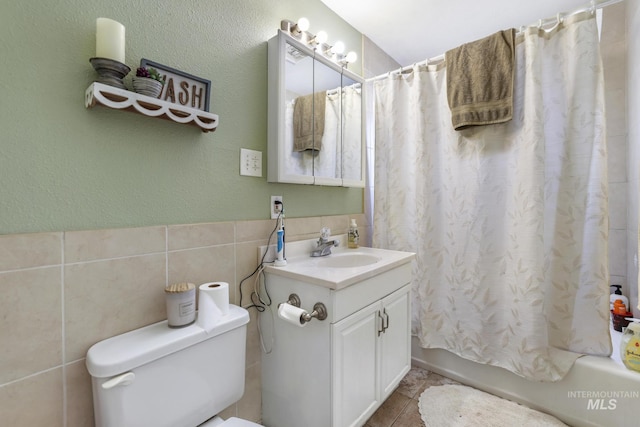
[95,18,125,63]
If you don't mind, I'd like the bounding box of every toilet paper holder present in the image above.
[281,293,328,324]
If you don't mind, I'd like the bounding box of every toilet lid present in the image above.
[221,417,263,427]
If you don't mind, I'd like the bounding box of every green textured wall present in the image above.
[0,0,363,235]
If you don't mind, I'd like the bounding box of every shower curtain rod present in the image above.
[326,82,362,96]
[365,0,623,83]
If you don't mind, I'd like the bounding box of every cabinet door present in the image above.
[379,285,411,399]
[331,301,381,427]
[267,33,315,184]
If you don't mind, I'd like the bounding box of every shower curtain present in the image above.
[373,12,611,381]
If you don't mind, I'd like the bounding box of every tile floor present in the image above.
[364,366,460,427]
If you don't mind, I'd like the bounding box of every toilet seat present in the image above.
[221,417,263,427]
[199,416,263,427]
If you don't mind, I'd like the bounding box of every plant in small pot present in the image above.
[132,67,165,98]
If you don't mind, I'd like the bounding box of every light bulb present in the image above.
[331,41,345,55]
[345,51,358,63]
[315,30,328,45]
[297,17,310,32]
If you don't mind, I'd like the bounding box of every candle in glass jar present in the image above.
[95,18,125,63]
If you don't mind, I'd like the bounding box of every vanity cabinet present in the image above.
[332,286,411,427]
[261,261,412,427]
[267,30,365,187]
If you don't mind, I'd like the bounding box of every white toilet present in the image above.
[86,305,263,427]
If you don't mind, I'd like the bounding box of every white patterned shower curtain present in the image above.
[373,12,611,382]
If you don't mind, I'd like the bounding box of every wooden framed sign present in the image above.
[140,58,211,112]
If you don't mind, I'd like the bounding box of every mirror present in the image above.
[339,72,362,185]
[309,55,343,185]
[267,30,365,187]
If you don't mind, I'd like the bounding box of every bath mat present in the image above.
[418,384,568,426]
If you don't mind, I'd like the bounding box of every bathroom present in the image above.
[0,0,638,426]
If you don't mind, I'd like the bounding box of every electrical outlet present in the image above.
[270,195,283,219]
[240,148,262,177]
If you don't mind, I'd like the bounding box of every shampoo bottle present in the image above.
[348,219,359,249]
[613,299,628,315]
[621,319,640,373]
[610,285,629,311]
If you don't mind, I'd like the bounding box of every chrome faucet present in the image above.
[311,237,339,257]
[311,228,339,257]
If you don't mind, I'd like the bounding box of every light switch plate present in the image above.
[240,148,262,177]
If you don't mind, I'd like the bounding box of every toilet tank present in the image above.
[86,305,250,427]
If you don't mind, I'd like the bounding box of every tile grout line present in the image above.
[64,250,168,267]
[0,365,64,388]
[0,263,61,275]
[392,391,417,427]
[61,233,67,427]
[233,223,237,305]
[368,367,431,427]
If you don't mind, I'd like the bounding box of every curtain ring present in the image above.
[556,13,563,26]
[590,0,596,15]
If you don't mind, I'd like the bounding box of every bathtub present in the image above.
[411,327,640,427]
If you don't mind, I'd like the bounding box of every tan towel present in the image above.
[293,91,326,152]
[445,29,516,131]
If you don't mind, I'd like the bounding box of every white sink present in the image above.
[262,237,415,289]
[316,252,380,268]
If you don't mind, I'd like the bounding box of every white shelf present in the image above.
[85,82,218,133]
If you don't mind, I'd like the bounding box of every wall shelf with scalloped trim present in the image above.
[85,82,218,133]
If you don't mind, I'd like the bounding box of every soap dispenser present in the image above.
[610,285,629,311]
[348,219,359,249]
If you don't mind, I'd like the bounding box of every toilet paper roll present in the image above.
[197,282,229,332]
[278,302,307,328]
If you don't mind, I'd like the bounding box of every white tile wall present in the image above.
[0,214,366,427]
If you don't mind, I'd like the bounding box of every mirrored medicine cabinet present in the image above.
[267,30,365,187]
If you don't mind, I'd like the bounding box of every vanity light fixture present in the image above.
[280,17,309,37]
[341,51,358,65]
[345,51,358,63]
[308,30,328,47]
[330,41,345,55]
[296,17,310,33]
[280,18,357,66]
